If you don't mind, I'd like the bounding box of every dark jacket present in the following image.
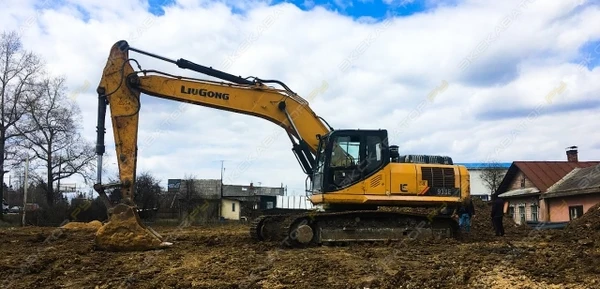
[457,199,475,217]
[491,198,504,218]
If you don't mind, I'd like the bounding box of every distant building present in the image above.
[167,178,285,221]
[455,162,511,200]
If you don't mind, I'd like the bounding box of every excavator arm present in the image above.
[92,40,331,251]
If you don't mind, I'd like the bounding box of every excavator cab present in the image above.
[311,129,389,194]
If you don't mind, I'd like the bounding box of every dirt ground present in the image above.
[1,204,599,289]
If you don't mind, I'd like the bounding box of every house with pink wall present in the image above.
[494,147,600,225]
[541,164,600,222]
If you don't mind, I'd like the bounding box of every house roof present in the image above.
[496,161,600,195]
[497,187,540,198]
[223,185,284,197]
[542,164,600,199]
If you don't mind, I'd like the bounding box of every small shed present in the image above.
[220,198,241,220]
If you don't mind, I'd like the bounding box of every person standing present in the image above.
[491,197,505,236]
[454,198,475,233]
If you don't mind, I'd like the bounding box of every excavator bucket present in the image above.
[94,203,173,251]
[90,185,172,251]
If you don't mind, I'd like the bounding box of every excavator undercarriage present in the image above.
[250,209,460,248]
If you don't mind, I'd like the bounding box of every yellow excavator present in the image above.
[92,40,470,251]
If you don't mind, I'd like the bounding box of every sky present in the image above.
[2,0,600,196]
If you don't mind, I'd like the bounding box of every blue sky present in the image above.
[147,0,453,19]
[576,39,600,69]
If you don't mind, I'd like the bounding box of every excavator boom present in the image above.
[97,41,330,189]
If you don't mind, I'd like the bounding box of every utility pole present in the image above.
[22,156,33,227]
[219,160,224,220]
[220,160,224,199]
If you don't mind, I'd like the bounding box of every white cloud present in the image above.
[2,0,600,196]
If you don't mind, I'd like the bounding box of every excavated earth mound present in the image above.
[61,220,103,230]
[95,215,165,251]
[565,202,600,232]
[557,202,600,246]
[465,198,532,241]
[93,205,170,252]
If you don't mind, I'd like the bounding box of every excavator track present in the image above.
[250,210,459,248]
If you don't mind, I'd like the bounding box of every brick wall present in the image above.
[177,179,221,199]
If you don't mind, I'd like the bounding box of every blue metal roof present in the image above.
[455,162,512,170]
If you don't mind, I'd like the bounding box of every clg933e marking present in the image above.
[180,85,230,100]
[400,183,460,196]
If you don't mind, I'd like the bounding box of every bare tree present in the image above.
[479,162,507,196]
[0,30,44,217]
[181,174,198,221]
[134,171,162,210]
[18,75,95,206]
[100,171,162,219]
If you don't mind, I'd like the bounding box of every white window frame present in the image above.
[518,203,526,224]
[530,203,538,222]
[508,205,515,219]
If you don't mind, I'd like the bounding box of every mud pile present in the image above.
[565,202,600,232]
[95,217,165,251]
[558,202,600,245]
[465,198,531,240]
[61,220,103,230]
[94,205,171,251]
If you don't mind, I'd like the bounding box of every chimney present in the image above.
[566,146,578,162]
